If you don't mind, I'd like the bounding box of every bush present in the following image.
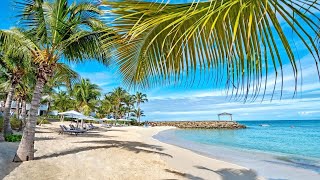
[5,134,22,142]
[10,117,21,130]
[37,117,51,125]
[130,119,144,126]
[0,116,24,131]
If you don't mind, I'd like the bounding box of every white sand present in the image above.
[0,123,262,180]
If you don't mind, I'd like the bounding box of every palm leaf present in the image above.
[105,0,320,100]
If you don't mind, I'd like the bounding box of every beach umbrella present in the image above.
[84,116,99,121]
[102,118,116,121]
[59,110,87,128]
[119,119,132,122]
[118,119,132,125]
[58,110,85,118]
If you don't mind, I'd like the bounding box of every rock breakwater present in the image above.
[150,121,246,129]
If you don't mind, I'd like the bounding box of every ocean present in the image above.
[154,120,320,179]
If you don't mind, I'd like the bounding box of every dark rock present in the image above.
[149,121,246,129]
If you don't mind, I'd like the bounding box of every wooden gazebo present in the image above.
[218,112,233,121]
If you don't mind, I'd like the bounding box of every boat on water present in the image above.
[259,124,270,127]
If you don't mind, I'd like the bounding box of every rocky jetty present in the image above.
[150,121,246,129]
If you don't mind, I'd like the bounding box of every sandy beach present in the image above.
[0,122,261,180]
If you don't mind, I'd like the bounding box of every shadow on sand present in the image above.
[35,139,172,160]
[0,142,21,179]
[195,165,259,180]
[164,169,205,180]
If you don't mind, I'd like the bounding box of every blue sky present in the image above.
[1,0,320,121]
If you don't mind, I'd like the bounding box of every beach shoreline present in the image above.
[153,128,320,180]
[0,122,262,180]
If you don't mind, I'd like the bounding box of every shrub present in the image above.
[10,117,21,130]
[37,117,51,125]
[0,116,24,131]
[130,119,144,126]
[5,134,22,142]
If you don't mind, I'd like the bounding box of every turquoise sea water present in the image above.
[154,120,320,179]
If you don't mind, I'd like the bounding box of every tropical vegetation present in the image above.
[0,0,116,161]
[0,0,318,163]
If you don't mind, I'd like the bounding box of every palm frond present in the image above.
[106,0,320,100]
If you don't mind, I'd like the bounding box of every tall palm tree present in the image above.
[96,97,113,118]
[52,91,75,112]
[42,64,79,116]
[106,0,320,99]
[15,79,34,131]
[108,87,128,120]
[131,108,145,123]
[123,94,135,119]
[133,92,148,110]
[0,33,32,136]
[73,78,101,115]
[1,0,116,161]
[0,66,11,141]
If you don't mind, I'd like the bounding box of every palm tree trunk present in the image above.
[16,99,20,119]
[3,84,16,136]
[15,78,45,161]
[45,101,51,117]
[19,100,27,131]
[137,103,140,123]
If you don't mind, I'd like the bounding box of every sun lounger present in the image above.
[101,123,112,128]
[88,124,98,129]
[59,125,86,136]
[69,124,83,131]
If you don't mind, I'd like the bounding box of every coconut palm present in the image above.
[106,0,320,100]
[73,78,101,115]
[52,91,75,112]
[42,64,79,116]
[15,79,34,130]
[123,94,135,119]
[1,0,116,161]
[0,33,32,136]
[108,87,128,120]
[133,92,148,110]
[96,97,113,118]
[131,108,145,123]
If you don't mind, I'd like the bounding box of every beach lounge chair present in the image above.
[88,123,98,129]
[69,124,83,131]
[101,123,112,128]
[59,125,86,136]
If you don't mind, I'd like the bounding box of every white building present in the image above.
[0,100,49,116]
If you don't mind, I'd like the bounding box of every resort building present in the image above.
[0,100,49,117]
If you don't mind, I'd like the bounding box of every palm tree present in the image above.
[15,79,34,130]
[0,33,32,136]
[123,94,135,119]
[1,0,116,161]
[133,92,148,110]
[42,64,79,116]
[96,97,113,118]
[131,108,145,123]
[108,87,128,120]
[106,0,320,98]
[52,91,75,112]
[73,79,101,115]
